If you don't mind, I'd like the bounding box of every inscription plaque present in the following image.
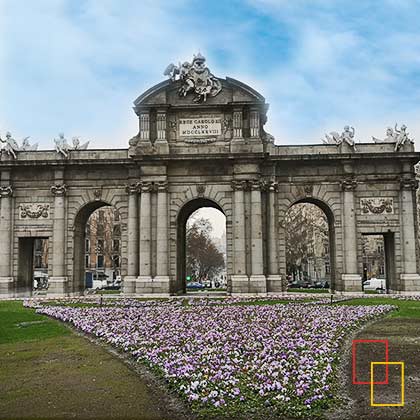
[179,116,222,137]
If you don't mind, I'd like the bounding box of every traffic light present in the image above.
[186,276,191,282]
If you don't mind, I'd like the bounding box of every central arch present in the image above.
[176,198,226,294]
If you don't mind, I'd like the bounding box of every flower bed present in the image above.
[36,300,394,417]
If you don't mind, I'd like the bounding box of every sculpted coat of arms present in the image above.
[164,53,222,103]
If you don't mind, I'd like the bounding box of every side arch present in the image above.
[281,196,338,291]
[71,200,115,294]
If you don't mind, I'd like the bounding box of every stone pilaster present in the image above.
[136,181,153,293]
[249,180,267,293]
[399,177,420,291]
[0,185,14,296]
[48,183,68,296]
[267,181,282,292]
[155,110,169,154]
[123,182,139,295]
[154,181,170,293]
[249,108,260,138]
[341,178,361,292]
[231,180,248,293]
[232,108,243,140]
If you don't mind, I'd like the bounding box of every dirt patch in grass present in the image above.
[0,301,193,420]
[0,334,193,420]
[328,317,420,420]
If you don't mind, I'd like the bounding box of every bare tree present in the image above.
[186,217,225,282]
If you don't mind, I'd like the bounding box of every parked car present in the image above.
[186,282,205,290]
[363,278,386,291]
[288,281,301,288]
[314,280,330,289]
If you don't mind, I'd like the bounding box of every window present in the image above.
[34,255,42,268]
[97,223,104,236]
[114,211,120,222]
[325,260,330,274]
[113,225,121,237]
[112,239,120,253]
[112,255,121,268]
[97,240,104,253]
[98,210,104,222]
[85,239,90,253]
[97,255,104,268]
[85,254,90,268]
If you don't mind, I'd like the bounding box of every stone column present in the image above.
[341,178,361,292]
[250,180,267,293]
[0,185,14,297]
[154,181,170,293]
[123,183,139,295]
[48,183,68,296]
[231,180,248,293]
[267,181,282,292]
[399,177,420,292]
[136,182,153,293]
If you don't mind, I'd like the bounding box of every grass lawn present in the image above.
[0,301,186,420]
[336,297,420,318]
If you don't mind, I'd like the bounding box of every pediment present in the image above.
[133,77,266,112]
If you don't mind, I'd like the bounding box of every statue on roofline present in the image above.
[372,124,413,151]
[0,131,38,159]
[54,133,90,158]
[323,125,357,150]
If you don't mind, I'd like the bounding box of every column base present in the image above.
[0,277,14,298]
[122,276,137,295]
[47,277,68,296]
[399,273,420,292]
[340,274,362,293]
[231,275,249,294]
[249,275,267,294]
[135,276,153,294]
[154,140,169,154]
[152,276,171,294]
[135,276,171,295]
[266,275,283,293]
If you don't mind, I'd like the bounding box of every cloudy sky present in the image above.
[1,0,420,150]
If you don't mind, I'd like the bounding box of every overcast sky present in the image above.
[1,0,420,149]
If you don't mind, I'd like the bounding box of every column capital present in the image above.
[400,177,419,190]
[267,181,279,192]
[250,179,266,191]
[157,181,168,192]
[231,180,248,191]
[341,178,357,191]
[126,182,140,195]
[0,185,13,198]
[139,181,153,193]
[50,184,67,196]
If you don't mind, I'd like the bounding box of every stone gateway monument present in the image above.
[1,54,420,297]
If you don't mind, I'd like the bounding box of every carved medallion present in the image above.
[19,203,50,219]
[360,198,393,215]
